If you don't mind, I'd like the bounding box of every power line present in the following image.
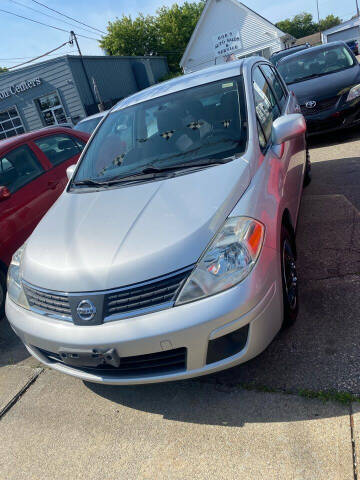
[7,41,71,70]
[7,0,100,36]
[0,8,101,41]
[30,0,106,35]
[1,50,75,61]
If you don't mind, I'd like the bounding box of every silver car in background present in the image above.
[6,58,308,385]
[73,110,107,135]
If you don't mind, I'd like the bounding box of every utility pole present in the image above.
[316,0,321,31]
[356,0,360,17]
[70,31,98,111]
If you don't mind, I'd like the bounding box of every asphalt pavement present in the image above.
[0,127,360,479]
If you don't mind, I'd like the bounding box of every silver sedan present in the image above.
[6,57,309,385]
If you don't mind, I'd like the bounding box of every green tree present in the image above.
[276,13,317,38]
[156,1,206,73]
[276,12,342,38]
[99,1,206,74]
[0,67,7,74]
[319,14,341,32]
[100,14,159,57]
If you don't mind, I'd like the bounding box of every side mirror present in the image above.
[272,114,306,147]
[66,164,76,181]
[0,186,11,201]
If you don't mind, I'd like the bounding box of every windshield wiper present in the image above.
[72,159,228,188]
[72,172,158,187]
[73,179,109,187]
[140,158,230,174]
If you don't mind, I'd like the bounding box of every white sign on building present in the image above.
[212,29,242,58]
[181,0,293,73]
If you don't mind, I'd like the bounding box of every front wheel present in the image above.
[0,270,6,320]
[281,225,299,329]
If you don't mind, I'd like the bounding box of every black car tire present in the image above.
[281,224,299,329]
[304,147,311,187]
[0,270,6,320]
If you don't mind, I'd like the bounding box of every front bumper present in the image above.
[305,99,360,136]
[6,246,283,385]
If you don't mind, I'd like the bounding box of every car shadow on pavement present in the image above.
[85,374,347,428]
[0,317,30,366]
[307,125,360,150]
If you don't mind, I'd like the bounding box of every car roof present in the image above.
[277,41,348,64]
[113,59,250,110]
[271,44,309,57]
[0,126,89,152]
[77,111,107,123]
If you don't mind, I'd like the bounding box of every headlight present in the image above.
[176,217,265,305]
[347,84,360,102]
[7,244,29,310]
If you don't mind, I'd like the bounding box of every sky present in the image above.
[1,0,359,69]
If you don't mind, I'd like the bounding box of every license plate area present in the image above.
[58,348,120,368]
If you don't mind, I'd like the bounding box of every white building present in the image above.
[322,17,360,45]
[180,0,294,73]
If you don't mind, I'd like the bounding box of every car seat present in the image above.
[325,51,340,70]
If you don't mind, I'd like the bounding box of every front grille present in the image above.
[103,267,192,319]
[23,284,71,318]
[23,266,194,322]
[36,346,187,377]
[301,96,339,116]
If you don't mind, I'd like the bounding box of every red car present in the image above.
[0,127,90,316]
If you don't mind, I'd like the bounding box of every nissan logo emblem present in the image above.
[76,300,96,321]
[305,100,317,109]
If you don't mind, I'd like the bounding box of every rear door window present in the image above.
[34,134,81,166]
[260,64,287,110]
[253,66,281,144]
[0,145,44,193]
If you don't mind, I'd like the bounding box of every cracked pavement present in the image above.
[0,127,360,479]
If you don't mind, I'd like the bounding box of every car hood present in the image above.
[288,65,360,104]
[22,159,251,292]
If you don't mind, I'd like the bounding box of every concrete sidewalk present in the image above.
[0,368,356,480]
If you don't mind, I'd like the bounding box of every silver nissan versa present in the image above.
[6,58,309,385]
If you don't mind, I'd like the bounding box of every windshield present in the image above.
[73,76,247,185]
[278,45,356,84]
[74,116,103,134]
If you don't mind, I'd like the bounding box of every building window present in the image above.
[35,92,67,126]
[0,107,25,139]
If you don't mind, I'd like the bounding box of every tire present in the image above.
[280,224,299,329]
[303,147,311,187]
[0,270,6,320]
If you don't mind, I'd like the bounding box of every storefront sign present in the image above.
[212,30,242,58]
[0,77,42,101]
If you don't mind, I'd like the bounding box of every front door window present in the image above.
[36,93,67,126]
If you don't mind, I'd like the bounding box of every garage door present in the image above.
[328,26,360,43]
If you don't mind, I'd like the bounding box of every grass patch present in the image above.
[298,389,360,405]
[238,383,360,405]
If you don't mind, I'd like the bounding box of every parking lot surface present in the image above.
[0,127,359,479]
